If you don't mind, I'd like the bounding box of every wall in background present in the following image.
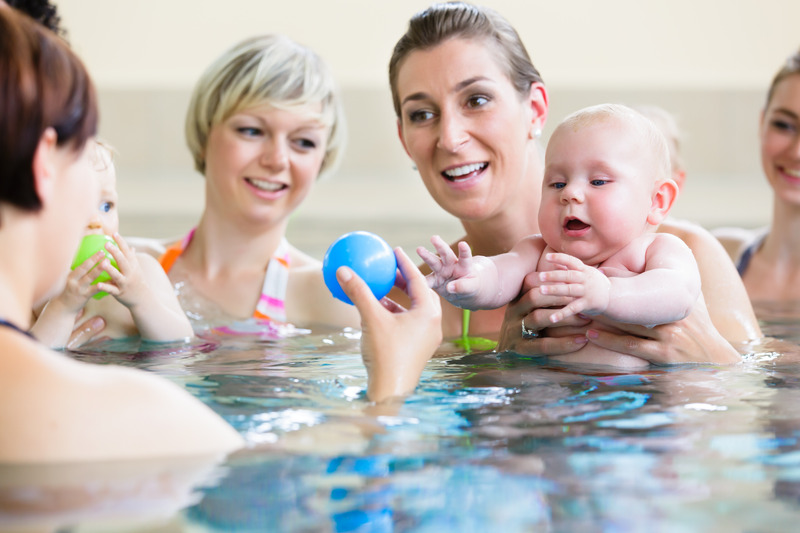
[57,0,798,253]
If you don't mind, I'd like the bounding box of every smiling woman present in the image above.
[714,48,800,310]
[142,34,361,330]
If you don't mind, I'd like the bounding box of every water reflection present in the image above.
[36,314,800,531]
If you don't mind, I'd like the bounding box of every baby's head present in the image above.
[539,103,678,265]
[86,140,119,237]
[632,104,686,191]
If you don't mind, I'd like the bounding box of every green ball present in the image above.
[71,234,119,299]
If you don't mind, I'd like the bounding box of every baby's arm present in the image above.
[417,235,545,310]
[95,233,194,342]
[541,234,701,326]
[30,252,109,348]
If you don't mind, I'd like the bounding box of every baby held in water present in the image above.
[419,104,703,368]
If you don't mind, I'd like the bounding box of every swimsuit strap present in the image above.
[0,318,35,339]
[158,229,291,322]
[158,228,196,274]
[736,233,766,277]
[253,238,291,323]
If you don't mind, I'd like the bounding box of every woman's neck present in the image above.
[187,211,288,276]
[0,219,40,328]
[764,199,800,263]
[461,157,543,256]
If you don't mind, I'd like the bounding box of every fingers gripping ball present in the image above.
[71,234,119,300]
[323,231,397,305]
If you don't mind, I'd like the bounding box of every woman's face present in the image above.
[395,37,544,222]
[761,73,800,204]
[40,138,98,303]
[203,104,328,228]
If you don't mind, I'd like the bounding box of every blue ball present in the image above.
[323,231,397,305]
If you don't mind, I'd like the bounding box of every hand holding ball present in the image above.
[71,234,118,299]
[323,231,397,305]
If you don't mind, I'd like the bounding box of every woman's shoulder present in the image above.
[659,218,748,260]
[126,235,178,260]
[0,340,243,462]
[709,225,768,262]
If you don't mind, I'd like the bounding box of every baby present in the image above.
[419,104,701,367]
[31,142,193,347]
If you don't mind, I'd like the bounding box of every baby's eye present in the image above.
[100,201,114,213]
[407,109,435,123]
[551,182,566,190]
[590,179,608,186]
[466,95,489,109]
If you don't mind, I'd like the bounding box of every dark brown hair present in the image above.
[0,7,97,211]
[389,1,543,117]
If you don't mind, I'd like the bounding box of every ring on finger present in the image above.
[521,318,540,339]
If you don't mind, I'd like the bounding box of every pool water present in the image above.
[5,317,800,532]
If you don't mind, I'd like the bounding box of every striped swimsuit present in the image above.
[159,229,291,323]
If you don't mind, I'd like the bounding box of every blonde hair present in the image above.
[185,34,345,179]
[632,105,684,175]
[388,1,543,117]
[766,47,800,108]
[556,103,672,183]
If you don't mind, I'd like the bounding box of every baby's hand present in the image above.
[93,233,150,309]
[417,236,481,303]
[538,252,611,323]
[53,251,109,312]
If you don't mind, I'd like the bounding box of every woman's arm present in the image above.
[660,219,762,343]
[498,220,759,364]
[338,247,442,403]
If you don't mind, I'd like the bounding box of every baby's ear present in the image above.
[647,178,679,225]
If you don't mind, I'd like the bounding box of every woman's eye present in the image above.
[466,95,489,109]
[100,202,113,213]
[237,127,262,136]
[407,109,434,123]
[294,138,317,150]
[771,119,797,133]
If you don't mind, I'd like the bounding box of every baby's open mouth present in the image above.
[564,218,589,231]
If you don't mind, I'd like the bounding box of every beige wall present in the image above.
[56,0,800,254]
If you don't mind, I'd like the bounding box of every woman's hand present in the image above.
[584,303,741,364]
[496,272,591,355]
[499,272,742,365]
[66,313,107,350]
[338,247,442,403]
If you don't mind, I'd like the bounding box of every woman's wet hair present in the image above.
[766,47,800,108]
[185,34,346,179]
[0,7,97,212]
[388,1,543,117]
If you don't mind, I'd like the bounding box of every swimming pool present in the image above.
[5,315,800,532]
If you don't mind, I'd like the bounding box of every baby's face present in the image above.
[86,149,119,236]
[539,117,658,265]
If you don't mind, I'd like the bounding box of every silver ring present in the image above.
[521,318,539,339]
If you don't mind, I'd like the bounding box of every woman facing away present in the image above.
[714,48,800,310]
[0,7,242,462]
[0,8,441,463]
[388,1,760,364]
